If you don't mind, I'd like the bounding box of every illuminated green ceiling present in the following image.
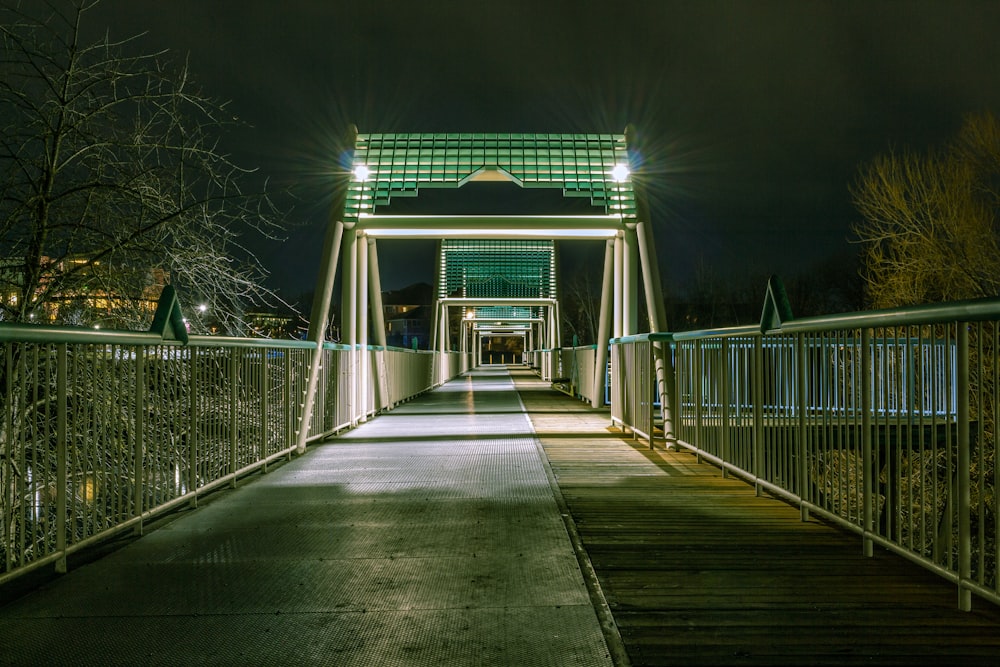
[346,133,636,222]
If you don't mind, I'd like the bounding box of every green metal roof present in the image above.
[344,132,629,329]
[346,133,636,222]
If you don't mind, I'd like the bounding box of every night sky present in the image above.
[84,0,1000,303]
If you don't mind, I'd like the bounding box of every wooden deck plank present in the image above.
[512,370,1000,667]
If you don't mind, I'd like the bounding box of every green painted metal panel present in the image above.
[346,133,636,222]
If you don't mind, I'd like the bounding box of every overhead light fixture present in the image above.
[353,164,371,181]
[611,163,630,183]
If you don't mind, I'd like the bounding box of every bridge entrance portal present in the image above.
[297,127,674,450]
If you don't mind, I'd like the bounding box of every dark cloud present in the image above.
[82,0,1000,297]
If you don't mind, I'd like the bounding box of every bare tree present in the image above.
[851,112,1000,308]
[0,0,287,333]
[560,268,601,345]
[851,113,999,580]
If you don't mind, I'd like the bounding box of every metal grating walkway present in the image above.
[0,369,613,666]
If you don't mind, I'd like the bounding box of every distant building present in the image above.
[245,310,297,338]
[382,282,431,349]
[0,255,167,326]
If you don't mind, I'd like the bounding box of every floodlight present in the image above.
[353,164,371,181]
[611,163,630,183]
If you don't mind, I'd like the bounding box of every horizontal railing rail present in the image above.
[610,295,1000,611]
[0,323,454,585]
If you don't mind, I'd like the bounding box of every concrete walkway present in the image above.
[0,368,614,666]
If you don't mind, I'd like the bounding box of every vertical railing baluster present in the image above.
[753,336,764,495]
[720,338,730,476]
[285,351,294,457]
[134,347,145,535]
[261,349,269,470]
[976,325,985,587]
[230,348,239,487]
[797,332,809,521]
[55,344,67,574]
[188,348,198,507]
[862,328,874,558]
[693,340,703,463]
[957,322,971,611]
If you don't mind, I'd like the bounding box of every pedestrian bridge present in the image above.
[3,128,1000,664]
[2,366,999,665]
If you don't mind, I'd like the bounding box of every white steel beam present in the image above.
[357,232,369,424]
[357,214,623,239]
[593,239,614,409]
[343,228,358,425]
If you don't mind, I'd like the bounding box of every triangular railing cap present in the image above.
[149,285,189,344]
[760,274,794,334]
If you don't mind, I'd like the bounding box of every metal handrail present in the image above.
[609,293,1000,611]
[0,324,459,586]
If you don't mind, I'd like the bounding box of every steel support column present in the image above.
[343,228,358,425]
[368,237,390,411]
[437,302,450,385]
[636,218,677,444]
[295,125,355,453]
[593,239,615,409]
[623,225,639,336]
[430,240,443,383]
[357,231,369,424]
[627,124,677,445]
[298,219,343,449]
[613,232,624,339]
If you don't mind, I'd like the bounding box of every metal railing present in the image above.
[531,346,599,405]
[610,338,656,442]
[610,297,1000,611]
[0,324,457,585]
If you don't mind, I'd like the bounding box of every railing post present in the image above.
[133,347,145,535]
[957,322,971,611]
[720,338,730,477]
[797,332,810,522]
[284,352,294,458]
[646,341,655,448]
[260,349,269,472]
[230,349,239,487]
[609,343,620,429]
[753,336,764,496]
[694,339,703,464]
[861,328,874,558]
[55,344,67,574]
[188,349,199,507]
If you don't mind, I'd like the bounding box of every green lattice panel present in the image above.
[346,133,636,221]
[438,240,555,300]
[472,305,538,322]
